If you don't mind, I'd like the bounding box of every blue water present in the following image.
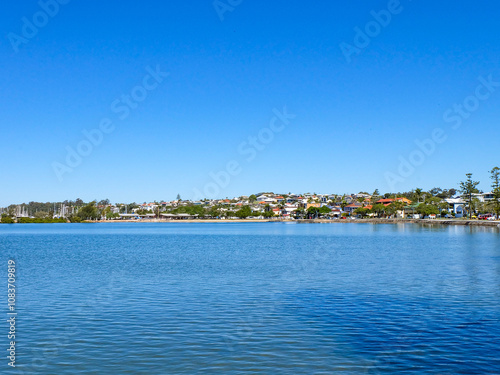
[1,222,499,374]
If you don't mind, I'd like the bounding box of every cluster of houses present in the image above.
[113,191,495,220]
[131,193,371,220]
[3,191,497,221]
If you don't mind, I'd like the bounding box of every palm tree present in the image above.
[414,188,423,203]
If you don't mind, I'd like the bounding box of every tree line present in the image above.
[1,167,499,223]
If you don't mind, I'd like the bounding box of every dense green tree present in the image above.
[106,212,120,220]
[383,201,406,218]
[354,207,369,218]
[68,215,82,223]
[429,187,442,196]
[490,167,500,218]
[0,214,15,224]
[306,206,331,218]
[101,206,111,217]
[262,210,275,218]
[7,205,16,217]
[425,196,442,205]
[416,204,439,216]
[459,173,480,219]
[249,194,257,203]
[370,203,386,218]
[77,201,99,220]
[235,205,252,218]
[319,206,332,215]
[385,204,397,218]
[413,188,424,203]
[433,188,456,199]
[208,206,222,218]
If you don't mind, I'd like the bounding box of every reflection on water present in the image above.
[1,223,499,374]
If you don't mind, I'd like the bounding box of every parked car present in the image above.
[478,214,493,220]
[487,216,497,221]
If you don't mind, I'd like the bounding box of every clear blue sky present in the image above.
[1,0,499,205]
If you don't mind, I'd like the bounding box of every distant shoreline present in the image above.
[86,218,500,227]
[3,218,499,227]
[299,218,500,227]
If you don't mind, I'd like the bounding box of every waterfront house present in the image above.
[344,202,363,215]
[445,198,465,218]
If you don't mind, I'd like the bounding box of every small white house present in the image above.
[445,198,465,218]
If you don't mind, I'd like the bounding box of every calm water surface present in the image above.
[1,223,499,374]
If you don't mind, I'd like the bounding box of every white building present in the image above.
[445,198,465,217]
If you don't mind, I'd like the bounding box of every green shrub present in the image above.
[68,215,82,223]
[0,214,15,224]
[17,217,67,224]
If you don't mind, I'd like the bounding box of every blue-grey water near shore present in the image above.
[1,223,499,374]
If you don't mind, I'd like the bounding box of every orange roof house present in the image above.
[376,198,412,206]
[376,199,394,206]
[306,203,321,209]
[395,197,412,204]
